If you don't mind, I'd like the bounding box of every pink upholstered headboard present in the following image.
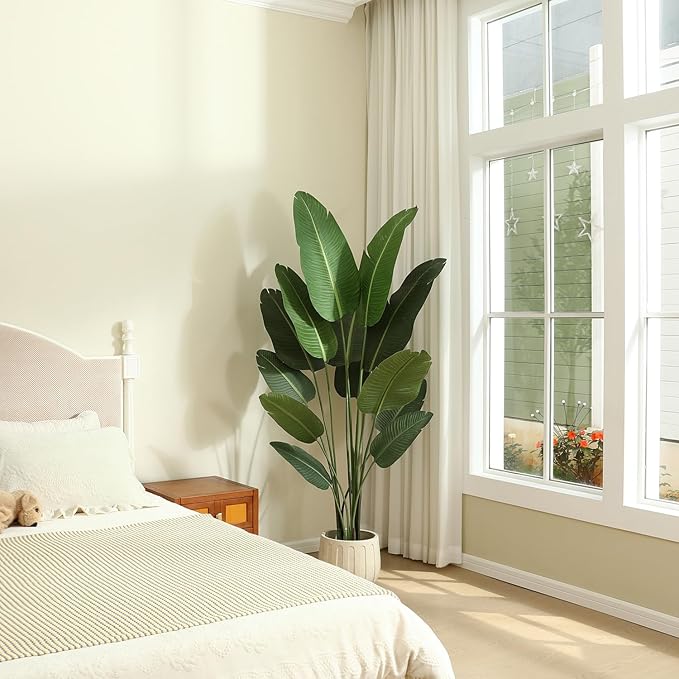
[0,322,139,451]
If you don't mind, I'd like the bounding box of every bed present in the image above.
[0,321,454,679]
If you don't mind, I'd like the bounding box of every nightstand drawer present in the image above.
[219,496,255,531]
[183,500,216,516]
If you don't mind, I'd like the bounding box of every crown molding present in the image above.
[226,0,369,23]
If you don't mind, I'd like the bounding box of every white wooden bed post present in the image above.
[121,320,140,463]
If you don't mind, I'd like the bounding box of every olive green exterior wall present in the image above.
[502,77,594,424]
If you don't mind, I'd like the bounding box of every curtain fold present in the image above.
[364,0,462,567]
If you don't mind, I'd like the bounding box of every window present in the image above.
[645,124,679,505]
[489,142,604,488]
[485,0,602,130]
[645,0,679,92]
[462,0,679,543]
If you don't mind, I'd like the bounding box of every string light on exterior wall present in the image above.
[527,152,538,181]
[577,216,592,241]
[568,159,582,175]
[505,208,519,236]
[505,157,519,236]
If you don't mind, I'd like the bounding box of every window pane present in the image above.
[487,5,543,129]
[647,126,679,313]
[550,0,603,114]
[646,124,679,503]
[553,140,604,312]
[489,153,545,312]
[647,0,679,92]
[647,319,679,504]
[550,318,603,487]
[490,318,544,478]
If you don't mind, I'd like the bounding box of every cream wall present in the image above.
[0,0,367,543]
[463,496,679,617]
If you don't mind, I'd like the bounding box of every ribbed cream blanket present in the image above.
[0,514,391,662]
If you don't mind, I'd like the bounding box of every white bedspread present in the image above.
[0,500,454,679]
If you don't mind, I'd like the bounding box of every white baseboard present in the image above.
[283,537,679,638]
[461,553,679,638]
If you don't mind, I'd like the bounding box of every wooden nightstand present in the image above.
[144,476,259,535]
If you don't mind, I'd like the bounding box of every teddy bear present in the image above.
[0,490,42,532]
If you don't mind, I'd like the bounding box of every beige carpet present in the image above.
[376,552,679,679]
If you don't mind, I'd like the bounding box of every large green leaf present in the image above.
[260,393,324,443]
[259,289,323,371]
[276,265,338,362]
[376,379,427,431]
[270,441,331,490]
[293,191,360,322]
[365,258,446,368]
[370,411,433,468]
[359,207,417,327]
[256,350,315,403]
[357,350,431,414]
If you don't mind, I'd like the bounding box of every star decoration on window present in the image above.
[505,208,519,236]
[554,213,563,231]
[577,217,592,241]
[567,160,582,175]
[527,166,538,181]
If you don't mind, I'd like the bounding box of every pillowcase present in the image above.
[0,427,158,519]
[0,411,101,433]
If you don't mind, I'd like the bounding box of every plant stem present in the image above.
[322,366,342,532]
[339,318,356,539]
[308,362,344,536]
[316,439,343,535]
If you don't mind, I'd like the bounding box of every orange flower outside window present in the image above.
[527,402,604,487]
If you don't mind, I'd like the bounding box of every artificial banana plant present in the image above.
[257,191,446,540]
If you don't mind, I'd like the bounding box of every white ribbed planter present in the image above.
[318,530,381,582]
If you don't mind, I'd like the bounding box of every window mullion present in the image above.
[543,147,553,482]
[542,0,551,119]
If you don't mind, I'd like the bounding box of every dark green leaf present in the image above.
[256,350,316,403]
[276,265,338,362]
[293,191,360,321]
[376,380,427,431]
[365,258,446,368]
[333,363,367,398]
[260,393,324,443]
[360,207,417,327]
[357,350,431,414]
[259,289,323,371]
[370,411,433,468]
[270,441,331,490]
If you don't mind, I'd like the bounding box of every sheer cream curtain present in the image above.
[364,0,462,566]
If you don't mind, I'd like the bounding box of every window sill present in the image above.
[464,471,679,544]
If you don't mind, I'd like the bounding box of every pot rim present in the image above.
[320,529,379,544]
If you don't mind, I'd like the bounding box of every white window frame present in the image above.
[460,0,679,543]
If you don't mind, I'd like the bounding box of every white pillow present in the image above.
[0,427,158,519]
[0,411,101,433]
